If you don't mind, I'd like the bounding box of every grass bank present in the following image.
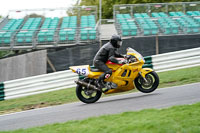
[0,66,200,115]
[1,102,200,133]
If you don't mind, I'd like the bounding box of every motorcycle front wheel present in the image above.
[76,84,102,104]
[134,71,159,93]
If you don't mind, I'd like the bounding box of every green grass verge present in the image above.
[158,66,200,88]
[0,66,200,115]
[1,102,200,133]
[0,87,77,114]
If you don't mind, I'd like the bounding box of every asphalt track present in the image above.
[0,82,200,131]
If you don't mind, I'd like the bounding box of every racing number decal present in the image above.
[76,68,89,76]
[81,68,86,75]
[76,68,81,74]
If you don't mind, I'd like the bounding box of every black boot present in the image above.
[96,80,105,91]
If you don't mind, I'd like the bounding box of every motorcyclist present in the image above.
[93,34,125,90]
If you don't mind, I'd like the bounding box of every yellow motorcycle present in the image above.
[69,47,159,103]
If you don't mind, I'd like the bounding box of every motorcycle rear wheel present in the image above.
[134,71,159,93]
[76,84,102,104]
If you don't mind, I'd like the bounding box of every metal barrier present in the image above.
[1,70,78,100]
[0,47,200,101]
[144,47,200,72]
[152,47,200,72]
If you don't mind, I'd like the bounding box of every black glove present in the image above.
[124,55,131,59]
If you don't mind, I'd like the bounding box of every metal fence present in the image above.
[114,2,200,17]
[2,70,77,100]
[151,47,200,72]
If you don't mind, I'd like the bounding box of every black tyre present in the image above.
[76,84,102,104]
[134,71,159,93]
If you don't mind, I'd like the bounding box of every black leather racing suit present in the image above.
[93,42,124,83]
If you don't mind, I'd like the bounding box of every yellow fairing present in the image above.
[140,68,153,78]
[70,48,152,95]
[104,64,137,94]
[88,71,103,79]
[106,63,121,71]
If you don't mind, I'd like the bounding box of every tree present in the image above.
[24,14,45,19]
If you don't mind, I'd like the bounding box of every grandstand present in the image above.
[0,6,99,49]
[0,2,199,50]
[114,2,200,37]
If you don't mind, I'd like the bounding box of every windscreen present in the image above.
[126,47,145,62]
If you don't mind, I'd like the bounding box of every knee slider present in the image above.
[105,70,112,79]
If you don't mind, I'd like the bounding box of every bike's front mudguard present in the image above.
[139,68,154,78]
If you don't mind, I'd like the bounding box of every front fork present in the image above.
[139,68,153,82]
[139,72,148,82]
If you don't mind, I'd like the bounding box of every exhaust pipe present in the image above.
[75,80,100,91]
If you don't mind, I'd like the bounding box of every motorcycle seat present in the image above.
[90,68,102,72]
[90,66,102,72]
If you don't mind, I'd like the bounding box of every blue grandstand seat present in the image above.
[0,19,24,44]
[116,14,138,36]
[134,13,158,35]
[38,17,59,43]
[59,16,77,42]
[80,15,97,40]
[173,13,200,34]
[16,18,41,43]
[151,12,181,35]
